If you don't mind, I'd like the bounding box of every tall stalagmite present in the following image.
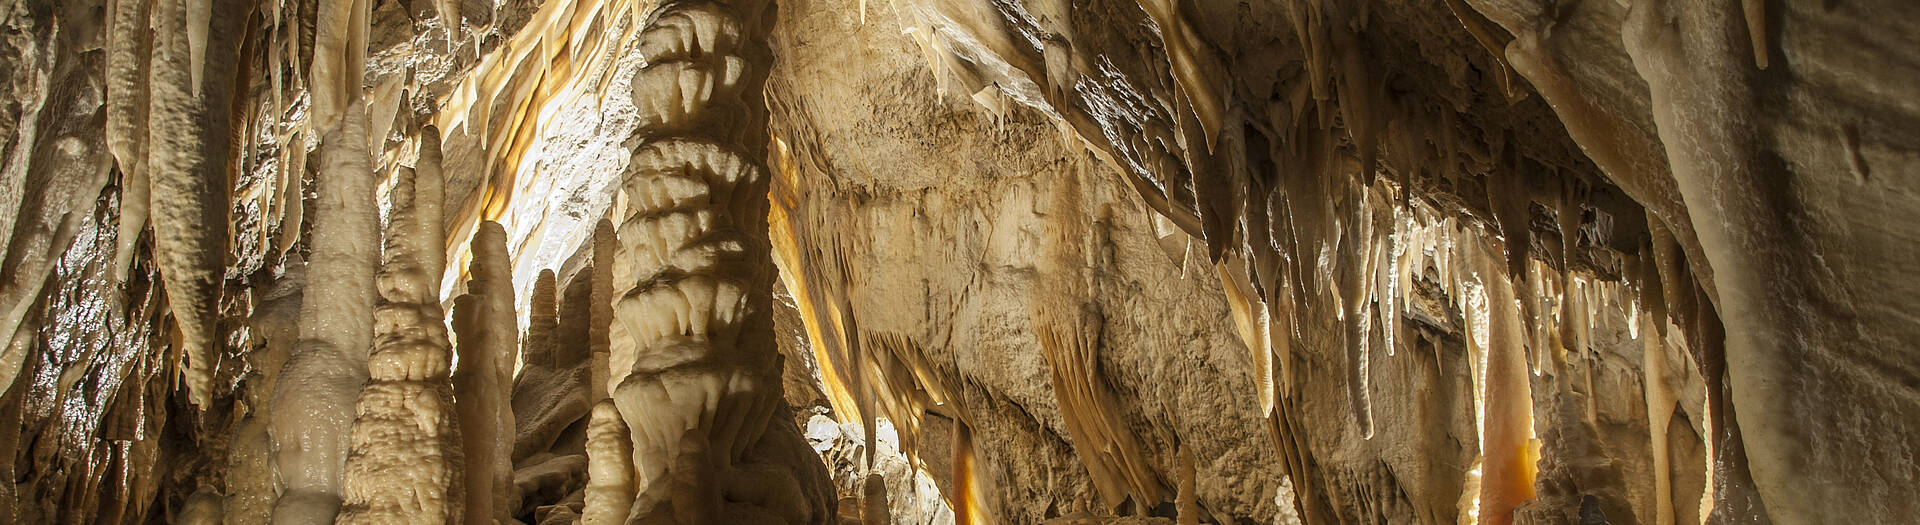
[606,0,832,521]
[337,127,462,524]
[269,102,376,524]
[454,221,518,525]
[268,0,375,517]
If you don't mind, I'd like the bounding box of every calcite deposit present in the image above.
[0,0,1915,523]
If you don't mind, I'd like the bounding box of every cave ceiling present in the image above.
[0,0,1914,523]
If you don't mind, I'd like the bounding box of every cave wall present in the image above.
[0,0,1913,523]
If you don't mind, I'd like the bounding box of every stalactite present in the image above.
[336,136,462,523]
[148,0,244,407]
[105,0,152,283]
[310,0,371,131]
[453,221,518,525]
[270,102,377,525]
[1642,306,1677,525]
[275,130,308,259]
[603,0,830,521]
[1741,0,1767,69]
[1135,0,1224,151]
[1476,233,1536,525]
[1037,316,1166,511]
[1619,0,1870,520]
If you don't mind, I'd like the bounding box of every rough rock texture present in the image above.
[337,129,462,524]
[0,0,1915,523]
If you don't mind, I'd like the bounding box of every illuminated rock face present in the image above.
[0,0,1918,524]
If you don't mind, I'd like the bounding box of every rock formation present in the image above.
[604,0,835,521]
[453,221,518,525]
[336,127,462,524]
[0,0,1916,523]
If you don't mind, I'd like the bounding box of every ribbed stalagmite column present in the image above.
[337,127,463,524]
[604,0,832,522]
[454,221,518,525]
[583,401,635,525]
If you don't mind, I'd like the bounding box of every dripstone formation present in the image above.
[0,0,1914,523]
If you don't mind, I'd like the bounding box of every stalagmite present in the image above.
[510,269,591,464]
[226,259,305,523]
[454,221,518,525]
[270,102,378,525]
[604,0,830,521]
[1176,447,1200,525]
[528,270,559,368]
[6,0,1919,522]
[337,133,462,523]
[583,401,634,525]
[591,219,615,401]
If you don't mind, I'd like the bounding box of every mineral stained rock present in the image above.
[0,0,1914,523]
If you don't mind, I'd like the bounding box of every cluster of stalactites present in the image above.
[765,132,991,524]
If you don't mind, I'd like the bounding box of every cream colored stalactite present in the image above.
[584,400,635,525]
[1475,234,1535,525]
[270,102,378,525]
[453,221,518,525]
[105,0,152,283]
[1641,308,1677,525]
[275,130,308,259]
[607,1,826,522]
[1135,0,1224,151]
[337,128,462,524]
[149,0,244,408]
[311,0,371,131]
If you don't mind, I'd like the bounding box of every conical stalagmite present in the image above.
[454,221,518,525]
[337,131,462,523]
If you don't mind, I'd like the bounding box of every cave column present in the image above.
[601,0,831,522]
